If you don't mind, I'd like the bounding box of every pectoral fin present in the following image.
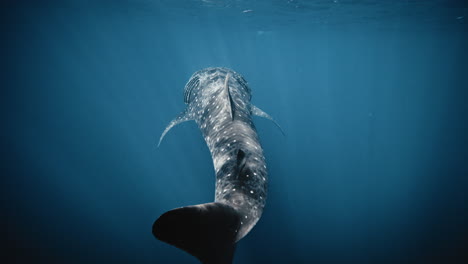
[251,105,285,136]
[157,110,192,147]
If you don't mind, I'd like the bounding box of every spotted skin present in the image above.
[162,67,271,241]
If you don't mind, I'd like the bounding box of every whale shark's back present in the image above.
[183,67,251,104]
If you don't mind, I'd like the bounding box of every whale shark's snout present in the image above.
[184,67,251,105]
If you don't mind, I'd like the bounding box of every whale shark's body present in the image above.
[153,67,282,264]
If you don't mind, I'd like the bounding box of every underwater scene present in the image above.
[2,0,468,263]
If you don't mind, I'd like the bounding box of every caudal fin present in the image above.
[152,202,241,264]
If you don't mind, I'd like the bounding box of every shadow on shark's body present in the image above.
[154,67,282,264]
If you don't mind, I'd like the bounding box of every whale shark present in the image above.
[153,67,282,264]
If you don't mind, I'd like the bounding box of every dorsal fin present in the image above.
[224,73,236,121]
[251,105,285,136]
[157,110,192,147]
[236,149,246,172]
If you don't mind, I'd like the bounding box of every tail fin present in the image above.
[152,202,241,264]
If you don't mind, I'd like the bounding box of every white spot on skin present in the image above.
[232,188,236,191]
[250,190,254,194]
[253,172,257,175]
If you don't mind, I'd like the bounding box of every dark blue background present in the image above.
[2,1,468,263]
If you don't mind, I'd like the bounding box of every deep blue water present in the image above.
[2,1,468,263]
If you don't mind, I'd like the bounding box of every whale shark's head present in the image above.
[183,67,251,104]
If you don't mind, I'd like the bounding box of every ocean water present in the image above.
[2,1,468,263]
